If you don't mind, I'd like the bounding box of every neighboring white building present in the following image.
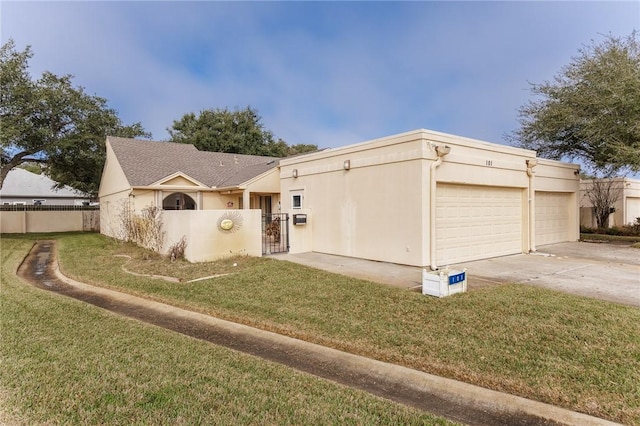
[580,178,640,228]
[0,168,91,206]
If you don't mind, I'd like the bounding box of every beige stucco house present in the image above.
[580,177,640,228]
[281,129,580,268]
[99,137,282,260]
[99,130,581,267]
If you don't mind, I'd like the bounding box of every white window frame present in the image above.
[291,191,303,210]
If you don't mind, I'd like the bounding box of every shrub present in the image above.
[582,221,640,237]
[167,236,187,261]
[119,205,165,253]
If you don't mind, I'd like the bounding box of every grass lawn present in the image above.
[0,234,454,425]
[3,233,640,424]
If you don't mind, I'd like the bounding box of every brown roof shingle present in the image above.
[107,137,279,188]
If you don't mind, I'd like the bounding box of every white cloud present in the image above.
[2,1,637,148]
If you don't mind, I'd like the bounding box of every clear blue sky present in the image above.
[2,1,638,150]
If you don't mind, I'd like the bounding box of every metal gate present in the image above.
[262,213,289,255]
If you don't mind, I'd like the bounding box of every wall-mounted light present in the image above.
[292,169,298,178]
[343,159,351,170]
[526,159,538,168]
[435,145,451,157]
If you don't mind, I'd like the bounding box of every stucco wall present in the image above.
[100,191,130,239]
[288,208,312,253]
[0,211,26,233]
[130,190,155,213]
[1,210,99,233]
[163,210,262,262]
[281,135,427,265]
[98,143,131,198]
[534,159,580,192]
[203,193,238,210]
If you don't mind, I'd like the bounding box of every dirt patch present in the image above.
[16,241,583,426]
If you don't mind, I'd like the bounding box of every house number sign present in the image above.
[448,272,466,285]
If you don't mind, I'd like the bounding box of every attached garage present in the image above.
[436,184,523,264]
[279,129,580,268]
[535,192,571,246]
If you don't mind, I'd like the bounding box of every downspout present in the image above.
[430,145,451,271]
[526,159,537,253]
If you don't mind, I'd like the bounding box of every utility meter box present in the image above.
[422,268,467,297]
[293,214,307,225]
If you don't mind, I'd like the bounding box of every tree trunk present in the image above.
[0,151,37,190]
[595,207,611,229]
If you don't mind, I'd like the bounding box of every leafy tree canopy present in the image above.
[168,106,318,157]
[0,39,150,196]
[508,32,640,176]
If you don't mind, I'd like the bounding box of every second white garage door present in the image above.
[535,192,571,246]
[436,184,523,265]
[626,197,640,225]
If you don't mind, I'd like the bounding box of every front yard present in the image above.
[2,233,639,424]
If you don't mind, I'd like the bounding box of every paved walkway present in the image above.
[273,252,424,290]
[17,241,622,426]
[275,242,640,307]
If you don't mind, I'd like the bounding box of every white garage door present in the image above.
[436,184,523,265]
[626,197,640,225]
[535,192,571,246]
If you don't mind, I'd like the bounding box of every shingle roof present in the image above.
[107,137,280,188]
[0,168,88,198]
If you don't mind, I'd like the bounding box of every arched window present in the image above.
[162,193,196,210]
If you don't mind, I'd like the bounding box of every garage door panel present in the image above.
[436,184,523,265]
[535,192,570,246]
[626,197,640,225]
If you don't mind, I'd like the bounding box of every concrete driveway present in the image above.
[456,242,640,307]
[278,242,640,307]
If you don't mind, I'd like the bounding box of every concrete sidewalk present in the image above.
[274,242,640,307]
[273,251,424,290]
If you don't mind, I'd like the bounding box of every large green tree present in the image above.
[168,106,318,157]
[508,32,640,176]
[0,40,150,196]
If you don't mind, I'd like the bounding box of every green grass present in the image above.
[4,233,640,424]
[580,232,640,244]
[0,234,454,425]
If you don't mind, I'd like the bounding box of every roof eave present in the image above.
[130,185,218,191]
